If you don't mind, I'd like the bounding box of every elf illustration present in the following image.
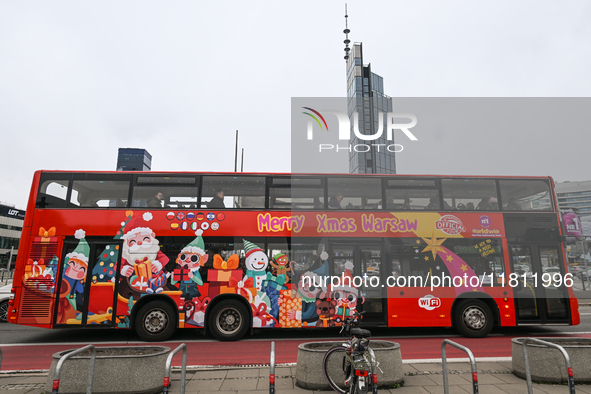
[171,229,208,301]
[63,229,90,312]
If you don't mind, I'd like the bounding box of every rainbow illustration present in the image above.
[302,107,329,131]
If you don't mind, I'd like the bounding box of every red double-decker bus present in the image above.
[7,171,579,341]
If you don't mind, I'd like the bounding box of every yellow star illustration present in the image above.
[415,239,421,244]
[460,264,468,272]
[446,255,453,262]
[473,288,479,292]
[424,256,429,261]
[421,232,447,260]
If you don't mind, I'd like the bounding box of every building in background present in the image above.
[554,180,591,267]
[0,203,24,269]
[116,148,152,171]
[555,180,591,217]
[344,11,394,174]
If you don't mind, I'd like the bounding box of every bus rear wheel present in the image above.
[453,299,493,338]
[208,299,249,341]
[135,300,177,342]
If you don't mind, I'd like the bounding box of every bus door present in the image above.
[331,242,386,324]
[509,244,570,324]
[55,240,122,326]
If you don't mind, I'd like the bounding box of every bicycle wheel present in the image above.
[323,346,350,394]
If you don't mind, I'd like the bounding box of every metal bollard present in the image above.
[270,341,275,394]
[442,339,478,394]
[52,345,96,394]
[163,343,187,394]
[522,338,575,394]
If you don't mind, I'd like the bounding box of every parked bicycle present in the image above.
[322,311,380,394]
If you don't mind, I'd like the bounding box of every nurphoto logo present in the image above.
[301,107,418,153]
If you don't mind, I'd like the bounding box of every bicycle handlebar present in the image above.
[339,310,365,335]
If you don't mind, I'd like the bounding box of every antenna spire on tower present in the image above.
[343,4,350,61]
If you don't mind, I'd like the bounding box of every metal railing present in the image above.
[441,339,478,394]
[269,341,275,394]
[521,338,575,394]
[52,345,96,394]
[163,344,187,394]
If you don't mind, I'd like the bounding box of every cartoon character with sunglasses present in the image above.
[171,230,209,300]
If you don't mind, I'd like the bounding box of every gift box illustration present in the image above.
[208,254,243,297]
[278,289,302,328]
[134,258,152,279]
[252,302,278,328]
[209,254,242,282]
[173,267,191,282]
[228,277,256,303]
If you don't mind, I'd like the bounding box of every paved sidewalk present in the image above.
[1,361,591,393]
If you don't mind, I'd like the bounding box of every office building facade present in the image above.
[345,43,394,174]
[116,148,152,171]
[555,180,591,217]
[0,204,24,268]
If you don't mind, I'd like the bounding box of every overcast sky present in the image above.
[1,1,590,210]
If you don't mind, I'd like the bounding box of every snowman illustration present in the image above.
[242,239,269,291]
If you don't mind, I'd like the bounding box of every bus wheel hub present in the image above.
[145,310,167,333]
[224,314,236,326]
[464,307,485,330]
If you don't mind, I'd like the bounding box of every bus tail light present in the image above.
[503,297,508,302]
[8,299,14,306]
[11,287,16,293]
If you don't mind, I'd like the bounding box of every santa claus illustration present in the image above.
[120,212,169,285]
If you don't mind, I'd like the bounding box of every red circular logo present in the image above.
[435,215,466,235]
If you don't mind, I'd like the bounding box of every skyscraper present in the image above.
[116,148,152,171]
[344,12,395,174]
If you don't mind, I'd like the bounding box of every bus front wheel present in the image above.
[135,300,177,342]
[453,299,493,338]
[208,299,249,341]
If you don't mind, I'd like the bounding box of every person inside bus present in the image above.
[488,197,499,210]
[425,196,440,210]
[313,196,324,209]
[207,189,226,208]
[466,202,475,210]
[505,197,521,210]
[477,197,498,210]
[328,194,344,209]
[148,192,164,207]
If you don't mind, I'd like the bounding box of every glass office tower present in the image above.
[346,43,395,174]
[116,148,152,171]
